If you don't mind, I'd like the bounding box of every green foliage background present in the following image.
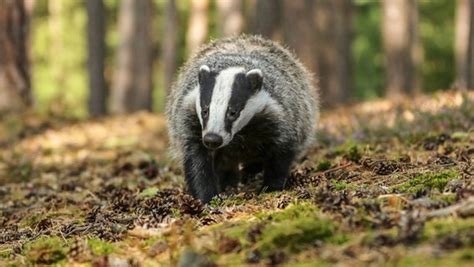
[30,0,456,117]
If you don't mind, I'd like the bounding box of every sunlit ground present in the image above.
[0,90,473,266]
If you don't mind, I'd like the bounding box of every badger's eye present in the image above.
[201,106,209,117]
[226,108,238,121]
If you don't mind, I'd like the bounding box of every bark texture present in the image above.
[0,0,32,112]
[281,0,353,107]
[382,0,421,97]
[111,0,154,114]
[186,0,209,56]
[254,0,282,41]
[217,0,244,37]
[162,0,178,95]
[455,0,474,90]
[281,0,317,78]
[86,0,107,117]
[313,0,353,106]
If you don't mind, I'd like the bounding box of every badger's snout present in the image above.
[202,133,223,149]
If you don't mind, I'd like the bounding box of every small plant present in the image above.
[392,170,460,194]
[316,160,332,172]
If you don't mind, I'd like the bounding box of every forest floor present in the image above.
[0,90,473,267]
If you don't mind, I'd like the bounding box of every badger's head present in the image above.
[191,65,274,150]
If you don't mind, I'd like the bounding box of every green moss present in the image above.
[260,202,317,222]
[391,170,460,193]
[212,253,245,266]
[333,181,356,191]
[334,140,364,163]
[316,160,332,172]
[346,144,362,162]
[5,154,34,183]
[431,193,457,205]
[257,217,334,254]
[392,248,474,267]
[23,236,67,264]
[0,250,12,259]
[209,203,347,261]
[19,211,78,228]
[459,249,474,261]
[220,196,249,207]
[142,236,162,248]
[19,213,44,228]
[171,208,181,217]
[423,217,474,241]
[223,223,251,240]
[208,197,223,208]
[137,187,159,199]
[214,219,254,249]
[451,131,470,140]
[283,261,334,267]
[87,238,117,256]
[255,203,345,255]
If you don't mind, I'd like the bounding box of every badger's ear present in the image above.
[198,65,211,85]
[246,69,263,92]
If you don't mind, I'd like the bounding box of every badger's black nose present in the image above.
[203,133,223,149]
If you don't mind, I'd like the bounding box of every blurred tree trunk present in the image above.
[86,0,107,117]
[255,0,282,41]
[454,0,474,90]
[111,0,154,114]
[217,0,244,37]
[382,0,421,97]
[313,0,352,107]
[162,0,178,95]
[282,0,317,77]
[186,0,209,56]
[0,0,32,113]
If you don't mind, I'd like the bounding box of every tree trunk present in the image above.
[254,0,282,41]
[186,0,209,56]
[217,0,244,37]
[0,0,32,112]
[111,0,154,114]
[162,0,178,95]
[86,0,107,117]
[313,0,353,107]
[282,0,317,76]
[382,0,421,97]
[455,0,474,90]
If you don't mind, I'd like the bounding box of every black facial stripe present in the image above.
[199,71,217,129]
[225,73,256,133]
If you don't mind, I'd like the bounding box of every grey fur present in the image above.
[168,35,318,159]
[166,35,319,200]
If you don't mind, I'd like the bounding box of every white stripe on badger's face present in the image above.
[194,66,283,149]
[202,67,244,145]
[231,90,283,135]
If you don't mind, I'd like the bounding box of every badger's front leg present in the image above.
[183,142,218,203]
[213,152,240,192]
[261,151,295,192]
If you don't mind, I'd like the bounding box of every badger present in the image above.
[166,35,318,203]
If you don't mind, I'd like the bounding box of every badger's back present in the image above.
[167,35,319,162]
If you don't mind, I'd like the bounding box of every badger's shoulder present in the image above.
[190,35,305,72]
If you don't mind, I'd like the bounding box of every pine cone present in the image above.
[294,187,312,199]
[199,216,217,226]
[276,195,292,209]
[373,160,399,175]
[179,195,204,216]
